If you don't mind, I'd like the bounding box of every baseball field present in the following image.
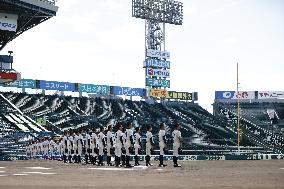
[0,159,283,189]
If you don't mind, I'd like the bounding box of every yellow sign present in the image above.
[150,89,167,98]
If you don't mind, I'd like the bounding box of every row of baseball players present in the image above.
[26,122,182,167]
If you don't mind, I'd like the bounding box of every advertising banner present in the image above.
[150,89,167,98]
[144,59,170,69]
[112,86,145,96]
[167,91,192,100]
[146,68,170,78]
[0,72,17,80]
[215,91,255,100]
[258,91,284,99]
[0,13,18,32]
[79,84,110,95]
[8,79,36,89]
[146,49,170,59]
[146,78,170,88]
[40,80,75,91]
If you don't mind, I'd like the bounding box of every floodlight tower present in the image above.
[132,0,183,98]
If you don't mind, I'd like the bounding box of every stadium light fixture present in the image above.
[132,0,184,25]
[132,0,184,98]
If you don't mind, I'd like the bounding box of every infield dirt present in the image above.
[0,159,283,189]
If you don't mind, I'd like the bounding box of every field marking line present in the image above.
[0,175,7,177]
[280,168,284,170]
[21,172,43,174]
[26,167,51,170]
[13,174,29,176]
[40,173,57,175]
[87,166,148,171]
[0,167,6,169]
[0,171,6,173]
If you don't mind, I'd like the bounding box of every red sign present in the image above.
[0,72,17,80]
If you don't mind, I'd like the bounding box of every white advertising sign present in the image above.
[215,91,255,99]
[0,13,18,32]
[146,68,170,78]
[258,91,284,99]
[146,49,170,59]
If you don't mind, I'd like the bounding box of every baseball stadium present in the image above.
[0,0,283,189]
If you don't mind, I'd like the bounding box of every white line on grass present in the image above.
[0,175,7,177]
[0,167,5,169]
[280,168,284,170]
[0,171,6,173]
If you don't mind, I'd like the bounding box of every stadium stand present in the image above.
[1,91,263,154]
[2,90,283,156]
[214,101,284,154]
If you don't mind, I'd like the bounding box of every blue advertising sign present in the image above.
[144,58,170,69]
[7,79,36,89]
[112,86,145,96]
[146,78,170,88]
[79,84,110,95]
[40,80,75,91]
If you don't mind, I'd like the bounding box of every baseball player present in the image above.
[125,122,134,167]
[134,127,141,166]
[146,125,154,166]
[73,132,78,163]
[32,141,37,159]
[98,127,106,166]
[91,128,98,165]
[26,142,31,159]
[172,123,182,167]
[159,123,167,167]
[121,127,126,166]
[114,123,124,167]
[68,131,74,163]
[106,125,114,166]
[62,131,69,163]
[76,130,84,164]
[84,129,92,164]
[49,138,56,160]
[43,137,49,159]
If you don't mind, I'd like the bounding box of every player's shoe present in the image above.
[125,164,134,168]
[134,163,140,166]
[174,164,181,167]
[146,163,153,166]
[159,164,167,167]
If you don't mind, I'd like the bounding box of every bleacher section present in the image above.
[1,91,262,154]
[0,93,49,159]
[214,101,284,154]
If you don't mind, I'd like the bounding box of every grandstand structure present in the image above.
[2,88,282,155]
[214,91,284,154]
[0,0,58,51]
[0,0,58,160]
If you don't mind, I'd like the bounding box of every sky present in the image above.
[2,0,284,112]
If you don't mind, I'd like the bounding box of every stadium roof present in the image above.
[0,0,58,51]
